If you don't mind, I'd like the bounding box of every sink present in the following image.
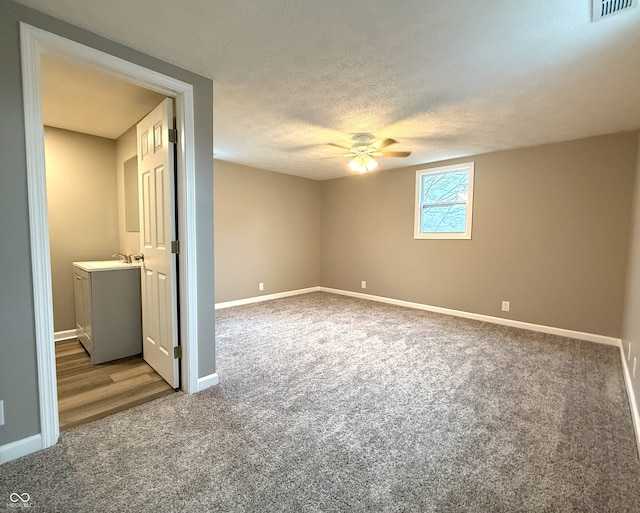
[73,260,141,272]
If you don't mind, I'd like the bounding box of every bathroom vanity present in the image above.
[73,260,142,364]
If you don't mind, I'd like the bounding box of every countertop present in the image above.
[73,260,142,272]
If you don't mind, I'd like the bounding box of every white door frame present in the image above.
[20,23,200,450]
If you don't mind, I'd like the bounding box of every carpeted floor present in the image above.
[2,292,639,512]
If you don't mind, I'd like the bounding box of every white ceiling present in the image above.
[41,52,165,139]
[21,0,640,180]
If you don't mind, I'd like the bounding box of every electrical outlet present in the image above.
[361,281,366,289]
[634,357,637,379]
[501,301,510,312]
[0,400,4,426]
[259,282,264,291]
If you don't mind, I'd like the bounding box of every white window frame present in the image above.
[414,162,475,240]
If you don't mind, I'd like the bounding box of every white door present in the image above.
[137,98,179,388]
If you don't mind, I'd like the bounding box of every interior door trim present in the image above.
[20,22,201,451]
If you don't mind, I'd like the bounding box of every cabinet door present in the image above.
[73,271,85,337]
[73,269,91,353]
[83,275,91,346]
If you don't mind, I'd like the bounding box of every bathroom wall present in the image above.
[48,122,145,333]
[45,126,120,332]
[115,126,140,255]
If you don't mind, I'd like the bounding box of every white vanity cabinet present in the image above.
[72,261,143,364]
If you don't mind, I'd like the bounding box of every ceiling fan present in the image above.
[328,133,411,173]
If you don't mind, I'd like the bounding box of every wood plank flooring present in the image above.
[56,340,175,430]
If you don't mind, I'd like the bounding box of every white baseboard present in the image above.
[215,286,321,310]
[197,373,219,392]
[319,287,621,347]
[0,434,43,465]
[54,329,77,342]
[620,345,640,458]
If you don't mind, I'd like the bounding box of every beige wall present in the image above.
[622,132,640,402]
[45,126,119,332]
[115,125,140,255]
[214,160,321,303]
[321,132,638,338]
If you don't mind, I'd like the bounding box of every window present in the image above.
[414,162,474,239]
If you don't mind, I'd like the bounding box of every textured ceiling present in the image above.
[18,0,640,180]
[41,53,165,139]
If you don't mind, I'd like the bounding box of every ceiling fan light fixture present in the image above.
[366,157,378,171]
[329,133,408,173]
[348,157,365,173]
[348,154,378,173]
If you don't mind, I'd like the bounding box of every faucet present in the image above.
[112,253,133,264]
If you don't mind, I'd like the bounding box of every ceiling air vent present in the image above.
[592,0,638,21]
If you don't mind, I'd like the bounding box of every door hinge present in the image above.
[173,346,182,359]
[168,128,178,144]
[171,240,180,254]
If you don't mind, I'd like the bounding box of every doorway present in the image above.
[21,23,202,451]
[42,96,176,428]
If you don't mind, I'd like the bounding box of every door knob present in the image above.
[133,254,145,262]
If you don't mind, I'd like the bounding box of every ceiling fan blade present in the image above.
[327,142,352,151]
[382,151,411,157]
[373,138,398,150]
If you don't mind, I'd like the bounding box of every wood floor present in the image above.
[56,340,175,430]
